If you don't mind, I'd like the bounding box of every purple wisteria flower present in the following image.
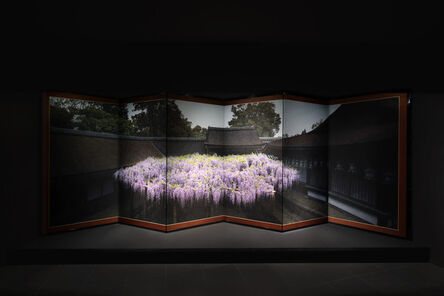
[114,153,299,205]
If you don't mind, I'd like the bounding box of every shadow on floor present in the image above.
[1,263,444,296]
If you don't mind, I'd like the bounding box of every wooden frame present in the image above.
[42,91,407,237]
[42,93,49,234]
[166,93,285,106]
[42,91,121,234]
[326,93,408,237]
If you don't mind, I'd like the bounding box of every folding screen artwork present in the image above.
[326,97,404,234]
[115,97,167,229]
[43,92,406,236]
[281,99,330,230]
[46,95,121,229]
[165,97,226,229]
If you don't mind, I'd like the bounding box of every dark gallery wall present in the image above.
[411,93,444,266]
[1,91,42,265]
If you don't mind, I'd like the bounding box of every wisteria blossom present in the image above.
[114,153,299,205]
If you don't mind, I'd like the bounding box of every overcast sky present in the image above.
[176,100,225,128]
[127,100,340,138]
[283,100,339,137]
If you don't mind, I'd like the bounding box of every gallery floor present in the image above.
[8,222,428,264]
[3,223,443,295]
[2,262,444,296]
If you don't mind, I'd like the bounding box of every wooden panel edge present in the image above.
[167,94,226,105]
[398,93,408,238]
[119,217,167,231]
[42,92,49,235]
[46,215,288,233]
[285,94,329,105]
[167,216,225,231]
[282,217,328,231]
[47,217,119,233]
[45,91,119,104]
[167,93,284,106]
[225,94,284,105]
[329,92,407,105]
[46,92,289,106]
[224,216,283,231]
[328,217,404,237]
[120,94,167,104]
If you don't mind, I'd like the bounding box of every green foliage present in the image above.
[131,101,166,137]
[75,106,133,134]
[131,100,200,137]
[49,98,133,135]
[228,102,281,137]
[49,98,201,138]
[191,125,208,138]
[50,105,74,129]
[166,100,193,137]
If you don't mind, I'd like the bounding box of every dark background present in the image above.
[2,2,444,265]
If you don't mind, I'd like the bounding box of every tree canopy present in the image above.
[49,98,206,138]
[228,102,281,137]
[50,98,284,139]
[131,101,166,137]
[50,98,133,135]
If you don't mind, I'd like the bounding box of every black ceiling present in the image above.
[5,2,444,99]
[41,2,443,45]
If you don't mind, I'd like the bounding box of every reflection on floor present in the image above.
[1,263,443,295]
[24,222,417,250]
